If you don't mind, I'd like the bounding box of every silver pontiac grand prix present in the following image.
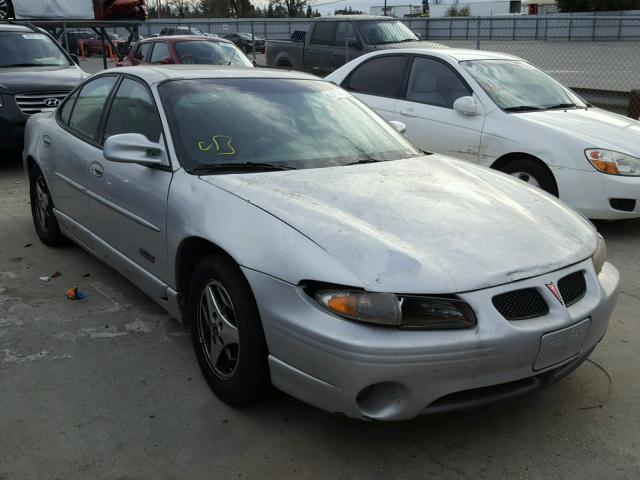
[24,66,619,420]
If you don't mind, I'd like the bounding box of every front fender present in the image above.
[166,169,362,291]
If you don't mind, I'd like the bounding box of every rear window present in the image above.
[174,41,252,67]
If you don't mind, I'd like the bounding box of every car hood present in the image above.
[202,156,597,293]
[517,107,640,156]
[0,66,86,94]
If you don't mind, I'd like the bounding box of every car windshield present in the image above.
[174,41,253,66]
[357,21,418,45]
[461,59,587,111]
[159,78,421,171]
[0,31,69,68]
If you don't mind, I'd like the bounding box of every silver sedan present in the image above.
[23,66,619,420]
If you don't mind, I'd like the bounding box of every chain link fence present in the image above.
[67,16,640,118]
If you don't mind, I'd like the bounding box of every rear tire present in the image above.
[29,166,66,247]
[188,254,270,405]
[499,158,559,197]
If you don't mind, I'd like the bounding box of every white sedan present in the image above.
[326,49,640,220]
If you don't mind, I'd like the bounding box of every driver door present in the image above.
[86,77,172,283]
[394,56,485,162]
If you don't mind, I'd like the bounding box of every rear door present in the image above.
[304,22,337,75]
[341,54,409,122]
[49,75,118,247]
[86,76,172,282]
[132,42,153,65]
[394,56,485,161]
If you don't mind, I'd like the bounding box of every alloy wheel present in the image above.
[35,176,50,232]
[197,280,240,380]
[0,0,9,19]
[510,171,541,188]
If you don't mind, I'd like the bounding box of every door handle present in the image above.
[89,162,104,178]
[399,109,418,118]
[41,135,52,147]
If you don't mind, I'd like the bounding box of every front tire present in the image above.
[0,0,14,19]
[500,158,559,197]
[188,254,270,405]
[29,166,66,246]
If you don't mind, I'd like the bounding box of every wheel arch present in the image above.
[174,236,240,303]
[490,152,559,196]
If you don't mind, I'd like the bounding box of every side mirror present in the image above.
[161,56,173,65]
[453,96,480,115]
[388,120,407,134]
[347,37,362,50]
[70,53,80,65]
[103,133,167,166]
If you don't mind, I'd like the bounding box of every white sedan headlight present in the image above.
[586,149,640,176]
[592,234,607,274]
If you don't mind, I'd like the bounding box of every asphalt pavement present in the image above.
[1,154,640,479]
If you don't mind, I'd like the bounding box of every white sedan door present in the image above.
[395,56,485,162]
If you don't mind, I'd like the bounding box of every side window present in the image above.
[310,22,337,46]
[68,76,117,141]
[59,90,78,125]
[103,78,162,143]
[345,55,407,98]
[135,43,152,61]
[150,42,169,63]
[335,22,357,47]
[406,57,471,109]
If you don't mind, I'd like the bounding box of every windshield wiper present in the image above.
[346,159,383,165]
[504,105,544,112]
[2,63,53,68]
[190,162,295,173]
[544,103,578,110]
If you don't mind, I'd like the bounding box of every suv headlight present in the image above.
[313,288,476,329]
[592,234,607,274]
[586,149,640,176]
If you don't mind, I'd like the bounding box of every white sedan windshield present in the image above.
[159,78,421,170]
[462,60,587,111]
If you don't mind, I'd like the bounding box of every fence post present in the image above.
[629,90,640,120]
[535,17,539,40]
[618,18,622,41]
[63,22,70,53]
[512,17,516,40]
[425,17,429,39]
[476,16,481,49]
[568,17,572,40]
[591,17,595,40]
[251,21,256,61]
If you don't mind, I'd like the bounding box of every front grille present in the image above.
[492,288,549,320]
[15,91,69,115]
[558,271,587,307]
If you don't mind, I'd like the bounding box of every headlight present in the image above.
[313,289,476,329]
[592,234,607,274]
[586,149,640,176]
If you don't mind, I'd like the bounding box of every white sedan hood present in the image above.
[518,107,640,156]
[203,156,597,293]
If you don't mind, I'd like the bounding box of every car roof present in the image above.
[316,15,391,20]
[140,35,228,43]
[0,23,35,33]
[105,65,321,85]
[371,47,521,62]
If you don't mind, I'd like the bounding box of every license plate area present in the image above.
[533,318,591,371]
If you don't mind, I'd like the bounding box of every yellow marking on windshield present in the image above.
[198,135,236,156]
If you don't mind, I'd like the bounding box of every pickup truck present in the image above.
[266,16,443,76]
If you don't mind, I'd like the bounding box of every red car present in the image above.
[93,0,147,20]
[82,32,126,56]
[117,36,254,67]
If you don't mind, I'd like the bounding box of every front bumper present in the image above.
[554,166,640,220]
[243,259,619,420]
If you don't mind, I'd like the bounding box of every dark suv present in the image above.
[0,23,87,151]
